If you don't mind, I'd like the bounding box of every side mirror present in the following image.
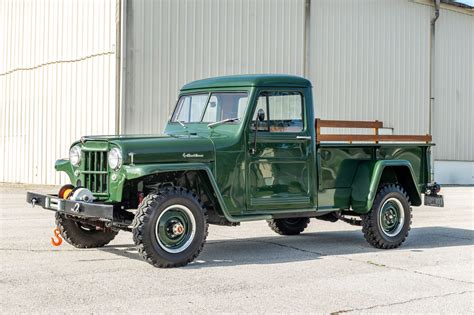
[257,108,265,122]
[250,109,265,155]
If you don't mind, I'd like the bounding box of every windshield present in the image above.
[171,92,249,123]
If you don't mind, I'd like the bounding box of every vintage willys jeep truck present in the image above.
[27,75,443,267]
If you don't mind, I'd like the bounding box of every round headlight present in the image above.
[108,148,123,170]
[69,145,82,167]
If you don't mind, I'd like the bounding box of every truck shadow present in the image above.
[100,226,473,268]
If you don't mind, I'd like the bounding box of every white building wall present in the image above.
[432,6,474,184]
[433,7,474,162]
[124,0,451,138]
[0,0,117,185]
[309,0,432,136]
[123,0,306,134]
[122,0,473,184]
[306,0,473,184]
[1,0,472,185]
[434,161,474,185]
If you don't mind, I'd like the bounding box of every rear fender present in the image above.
[351,160,421,213]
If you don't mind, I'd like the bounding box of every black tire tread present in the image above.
[55,212,118,248]
[267,217,310,235]
[361,183,412,249]
[131,186,209,268]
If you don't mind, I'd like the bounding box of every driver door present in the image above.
[246,90,313,211]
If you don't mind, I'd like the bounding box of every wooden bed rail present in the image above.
[315,119,432,144]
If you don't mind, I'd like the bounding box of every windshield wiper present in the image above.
[177,120,187,128]
[207,118,240,128]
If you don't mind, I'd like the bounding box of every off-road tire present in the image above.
[267,217,310,235]
[131,187,208,268]
[362,184,412,249]
[55,212,118,248]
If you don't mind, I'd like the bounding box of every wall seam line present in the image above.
[0,51,114,76]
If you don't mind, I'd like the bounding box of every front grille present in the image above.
[83,150,108,197]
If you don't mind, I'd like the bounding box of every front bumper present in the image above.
[26,191,115,221]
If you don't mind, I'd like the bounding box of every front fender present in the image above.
[123,163,214,180]
[108,163,216,202]
[121,163,269,223]
[55,159,75,183]
[351,160,421,213]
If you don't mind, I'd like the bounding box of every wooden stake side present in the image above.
[315,119,432,144]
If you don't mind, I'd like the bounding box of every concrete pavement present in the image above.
[1,184,473,313]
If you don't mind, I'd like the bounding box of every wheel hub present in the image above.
[155,205,196,254]
[171,222,185,236]
[378,197,405,237]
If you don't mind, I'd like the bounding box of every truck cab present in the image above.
[27,74,443,268]
[166,75,316,216]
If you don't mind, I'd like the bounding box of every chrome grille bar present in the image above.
[82,150,108,197]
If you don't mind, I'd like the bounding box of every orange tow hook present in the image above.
[51,227,63,246]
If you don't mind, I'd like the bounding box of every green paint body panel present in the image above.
[181,74,312,90]
[318,145,428,213]
[55,159,75,183]
[55,75,432,222]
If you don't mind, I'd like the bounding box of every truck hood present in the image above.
[81,134,215,164]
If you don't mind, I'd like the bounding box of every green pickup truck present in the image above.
[27,75,443,268]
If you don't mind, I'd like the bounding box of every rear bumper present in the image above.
[26,191,115,221]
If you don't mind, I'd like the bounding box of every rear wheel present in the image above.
[267,217,310,235]
[55,213,118,248]
[132,187,208,268]
[362,184,412,249]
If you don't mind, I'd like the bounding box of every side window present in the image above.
[251,91,304,132]
[252,95,270,131]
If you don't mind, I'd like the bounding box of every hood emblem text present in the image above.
[183,153,204,158]
[129,152,135,165]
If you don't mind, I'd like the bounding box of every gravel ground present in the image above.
[1,184,473,314]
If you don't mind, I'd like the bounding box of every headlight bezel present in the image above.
[108,147,123,170]
[69,145,82,167]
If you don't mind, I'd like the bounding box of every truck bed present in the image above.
[316,119,432,211]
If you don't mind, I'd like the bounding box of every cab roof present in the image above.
[181,74,312,91]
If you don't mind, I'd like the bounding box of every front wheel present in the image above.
[55,213,118,248]
[362,184,412,249]
[132,187,208,268]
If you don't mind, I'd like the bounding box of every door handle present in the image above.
[296,136,312,140]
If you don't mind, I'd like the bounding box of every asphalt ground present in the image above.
[1,184,473,314]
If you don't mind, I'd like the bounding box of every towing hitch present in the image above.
[424,182,444,207]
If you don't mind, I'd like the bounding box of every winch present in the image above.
[59,185,94,202]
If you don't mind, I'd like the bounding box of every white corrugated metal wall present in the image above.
[123,0,306,134]
[0,0,117,185]
[308,0,473,184]
[122,0,473,183]
[309,0,432,136]
[433,7,474,161]
[1,0,472,185]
